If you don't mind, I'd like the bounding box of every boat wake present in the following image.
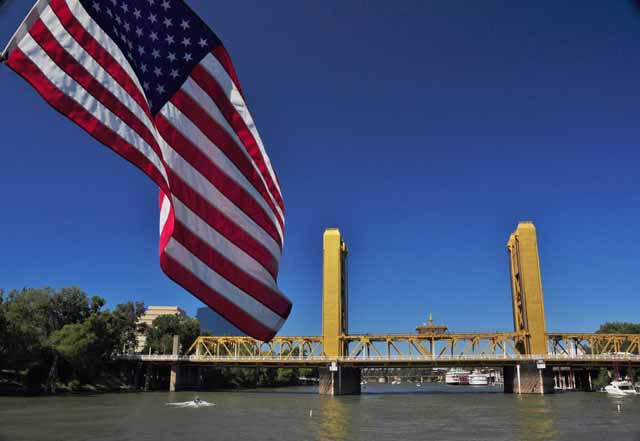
[166,400,215,408]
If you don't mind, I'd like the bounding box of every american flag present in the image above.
[2,0,290,341]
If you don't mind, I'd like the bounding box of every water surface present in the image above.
[1,384,639,441]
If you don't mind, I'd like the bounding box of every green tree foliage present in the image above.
[596,322,640,334]
[46,313,116,383]
[0,286,145,391]
[110,301,145,354]
[144,313,200,354]
[595,322,640,382]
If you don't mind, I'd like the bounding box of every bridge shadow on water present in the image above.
[223,384,504,396]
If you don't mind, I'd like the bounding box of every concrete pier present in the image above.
[504,363,554,394]
[169,335,180,392]
[319,366,361,395]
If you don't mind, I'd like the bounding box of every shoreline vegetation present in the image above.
[0,286,314,396]
[1,286,638,396]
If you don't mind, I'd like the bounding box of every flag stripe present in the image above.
[171,197,276,288]
[50,0,150,117]
[163,172,280,278]
[158,102,281,238]
[30,17,163,164]
[211,45,243,98]
[163,239,285,330]
[155,114,283,250]
[157,133,281,258]
[170,89,284,243]
[198,54,284,210]
[190,63,285,228]
[160,253,278,341]
[15,32,168,185]
[171,221,289,316]
[6,48,169,193]
[190,60,285,226]
[40,5,154,136]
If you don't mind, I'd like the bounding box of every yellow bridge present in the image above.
[122,223,640,394]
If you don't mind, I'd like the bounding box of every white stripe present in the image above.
[39,5,156,137]
[18,33,168,185]
[159,193,171,233]
[156,134,281,262]
[160,102,283,242]
[165,239,286,330]
[200,54,283,197]
[180,72,285,227]
[172,197,278,288]
[64,0,146,99]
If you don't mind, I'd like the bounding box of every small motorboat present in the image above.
[604,380,638,396]
[167,397,215,407]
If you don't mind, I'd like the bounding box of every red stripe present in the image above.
[212,45,243,98]
[190,64,285,229]
[158,191,174,256]
[6,48,169,196]
[155,115,282,247]
[29,19,163,162]
[160,253,278,341]
[167,173,280,279]
[172,220,290,317]
[195,59,285,215]
[49,0,151,119]
[170,89,285,236]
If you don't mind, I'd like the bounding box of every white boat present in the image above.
[445,368,471,385]
[469,372,490,386]
[605,380,638,396]
[166,399,214,408]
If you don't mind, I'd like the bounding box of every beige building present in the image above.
[135,306,185,352]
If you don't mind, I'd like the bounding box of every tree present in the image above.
[144,314,201,354]
[596,322,640,335]
[47,312,116,383]
[0,288,55,370]
[49,287,98,330]
[110,301,145,353]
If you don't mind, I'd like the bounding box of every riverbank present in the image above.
[0,366,314,396]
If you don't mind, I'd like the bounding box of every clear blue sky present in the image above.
[1,0,639,336]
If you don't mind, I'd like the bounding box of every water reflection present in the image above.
[515,396,557,441]
[313,396,359,441]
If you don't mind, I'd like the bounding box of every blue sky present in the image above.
[1,0,639,337]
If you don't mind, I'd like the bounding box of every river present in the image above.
[1,383,639,441]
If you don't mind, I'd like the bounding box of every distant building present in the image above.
[197,307,244,336]
[135,306,185,352]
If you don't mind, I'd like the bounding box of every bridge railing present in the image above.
[116,352,640,364]
[177,333,640,361]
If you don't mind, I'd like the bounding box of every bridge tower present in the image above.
[506,221,547,355]
[319,228,360,395]
[322,228,349,357]
[504,221,554,394]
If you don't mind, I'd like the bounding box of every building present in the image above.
[197,307,244,336]
[135,306,185,352]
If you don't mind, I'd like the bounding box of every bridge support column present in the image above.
[504,364,554,394]
[170,364,180,392]
[319,366,361,395]
[169,335,180,392]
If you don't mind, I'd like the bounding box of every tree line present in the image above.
[0,286,199,393]
[0,286,313,394]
